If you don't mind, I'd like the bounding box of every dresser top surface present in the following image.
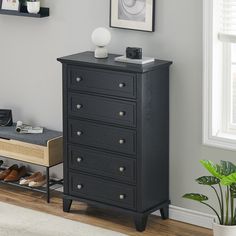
[57,51,172,73]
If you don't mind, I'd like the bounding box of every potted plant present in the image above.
[183,160,236,236]
[26,0,40,14]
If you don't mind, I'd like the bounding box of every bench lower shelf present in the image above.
[0,165,63,203]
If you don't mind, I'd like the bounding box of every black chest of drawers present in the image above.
[58,51,172,231]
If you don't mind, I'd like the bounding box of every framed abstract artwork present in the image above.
[1,0,20,11]
[110,0,155,32]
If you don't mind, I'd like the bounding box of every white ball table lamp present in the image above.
[91,27,111,59]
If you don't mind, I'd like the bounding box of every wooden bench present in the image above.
[0,124,63,202]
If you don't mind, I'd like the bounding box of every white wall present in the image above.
[0,0,236,214]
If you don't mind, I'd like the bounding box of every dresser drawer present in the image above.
[68,93,136,127]
[68,66,136,99]
[68,145,136,183]
[68,119,136,155]
[69,172,136,210]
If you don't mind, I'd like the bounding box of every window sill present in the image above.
[203,133,236,151]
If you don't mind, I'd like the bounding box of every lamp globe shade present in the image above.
[91,27,111,47]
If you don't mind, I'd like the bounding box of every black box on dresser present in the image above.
[57,51,172,232]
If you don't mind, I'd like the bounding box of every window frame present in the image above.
[223,43,236,134]
[203,0,236,151]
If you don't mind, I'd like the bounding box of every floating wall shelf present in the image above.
[0,6,49,18]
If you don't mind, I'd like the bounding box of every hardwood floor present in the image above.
[0,184,213,236]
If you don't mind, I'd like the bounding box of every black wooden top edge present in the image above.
[57,51,172,73]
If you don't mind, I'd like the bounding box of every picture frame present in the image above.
[1,0,20,11]
[110,0,155,32]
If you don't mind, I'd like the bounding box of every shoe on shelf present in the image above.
[0,164,18,180]
[28,175,46,187]
[4,166,27,182]
[19,172,42,185]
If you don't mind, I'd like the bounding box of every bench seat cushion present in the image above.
[0,124,62,147]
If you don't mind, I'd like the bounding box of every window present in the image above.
[231,44,236,124]
[224,43,236,134]
[203,0,236,150]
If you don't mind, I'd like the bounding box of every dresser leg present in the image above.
[134,214,148,232]
[160,205,169,219]
[63,198,72,212]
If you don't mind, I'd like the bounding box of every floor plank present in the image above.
[0,184,213,236]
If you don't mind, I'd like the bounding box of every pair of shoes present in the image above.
[0,165,27,182]
[20,172,46,187]
[29,175,46,187]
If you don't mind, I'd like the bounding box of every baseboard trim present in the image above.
[153,205,215,229]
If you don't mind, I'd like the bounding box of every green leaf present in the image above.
[183,193,208,202]
[221,173,236,186]
[231,183,236,192]
[200,160,223,179]
[196,176,220,185]
[218,161,236,176]
[231,184,236,198]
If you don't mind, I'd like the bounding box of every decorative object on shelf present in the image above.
[91,27,111,59]
[19,0,26,6]
[26,0,40,14]
[110,0,155,32]
[1,0,20,11]
[183,160,236,236]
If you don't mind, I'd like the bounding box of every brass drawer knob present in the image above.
[76,104,83,110]
[76,77,82,82]
[77,184,83,190]
[119,111,126,117]
[77,131,83,136]
[119,194,126,200]
[77,157,83,163]
[119,139,125,144]
[119,167,125,172]
[119,83,126,88]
